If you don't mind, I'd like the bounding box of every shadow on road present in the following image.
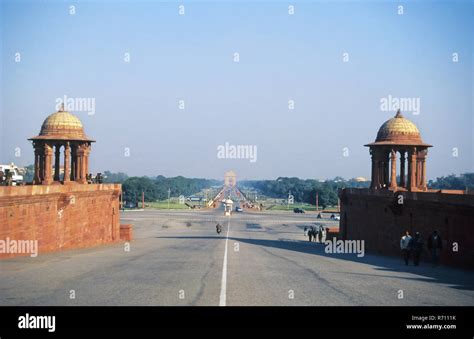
[155,235,474,292]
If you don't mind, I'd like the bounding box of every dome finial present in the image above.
[59,102,65,112]
[395,109,403,118]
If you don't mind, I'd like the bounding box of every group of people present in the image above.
[400,230,443,267]
[304,225,328,243]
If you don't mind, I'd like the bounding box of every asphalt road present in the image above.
[1,208,473,306]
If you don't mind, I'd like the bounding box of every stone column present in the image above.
[71,144,76,181]
[43,143,53,185]
[390,150,397,189]
[33,143,42,184]
[399,151,406,188]
[84,143,90,181]
[64,142,71,183]
[408,148,417,191]
[54,144,61,182]
[382,150,390,188]
[370,149,376,189]
[420,150,427,190]
[76,144,87,184]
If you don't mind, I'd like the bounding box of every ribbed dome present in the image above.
[375,110,421,143]
[30,106,93,142]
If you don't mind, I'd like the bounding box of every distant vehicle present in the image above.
[0,164,24,185]
[235,207,243,212]
[330,214,340,221]
[293,208,305,214]
[187,196,202,202]
[123,201,138,209]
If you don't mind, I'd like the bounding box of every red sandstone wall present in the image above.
[0,184,122,258]
[339,188,474,269]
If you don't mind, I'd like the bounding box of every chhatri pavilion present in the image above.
[29,104,94,185]
[365,110,432,192]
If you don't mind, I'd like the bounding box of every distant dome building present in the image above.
[29,104,94,185]
[365,110,431,191]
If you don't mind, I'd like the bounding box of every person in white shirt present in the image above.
[400,231,412,265]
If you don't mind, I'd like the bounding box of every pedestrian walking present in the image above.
[409,232,423,266]
[400,230,412,265]
[427,230,442,267]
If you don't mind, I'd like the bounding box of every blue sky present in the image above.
[0,0,472,180]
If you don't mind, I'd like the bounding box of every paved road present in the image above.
[1,208,473,306]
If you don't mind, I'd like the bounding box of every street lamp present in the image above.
[168,188,171,209]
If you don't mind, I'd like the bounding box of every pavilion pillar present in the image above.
[370,149,377,189]
[408,148,417,191]
[383,150,390,187]
[378,158,384,189]
[43,143,53,185]
[33,143,42,184]
[54,144,61,182]
[84,144,90,181]
[71,144,77,181]
[76,144,87,184]
[399,151,406,188]
[390,150,397,189]
[64,142,71,183]
[420,150,427,190]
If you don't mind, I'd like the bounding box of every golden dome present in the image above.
[30,106,93,142]
[366,110,430,146]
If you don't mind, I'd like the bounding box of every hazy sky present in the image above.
[1,0,472,180]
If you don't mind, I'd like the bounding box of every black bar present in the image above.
[0,306,472,334]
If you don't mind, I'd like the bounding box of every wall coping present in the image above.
[0,184,121,198]
[340,188,474,206]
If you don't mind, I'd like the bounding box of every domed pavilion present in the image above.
[365,110,431,191]
[29,104,94,185]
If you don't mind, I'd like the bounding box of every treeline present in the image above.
[428,173,474,190]
[106,174,221,203]
[240,177,370,209]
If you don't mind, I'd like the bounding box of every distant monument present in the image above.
[224,170,236,187]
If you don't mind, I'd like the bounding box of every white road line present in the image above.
[219,219,230,306]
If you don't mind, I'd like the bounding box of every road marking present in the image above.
[219,219,230,306]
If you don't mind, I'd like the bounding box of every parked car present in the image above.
[293,208,305,214]
[235,207,243,212]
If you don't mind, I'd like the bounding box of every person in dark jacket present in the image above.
[400,230,412,265]
[409,232,423,266]
[308,226,314,242]
[427,230,442,267]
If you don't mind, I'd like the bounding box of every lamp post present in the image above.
[168,188,171,209]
